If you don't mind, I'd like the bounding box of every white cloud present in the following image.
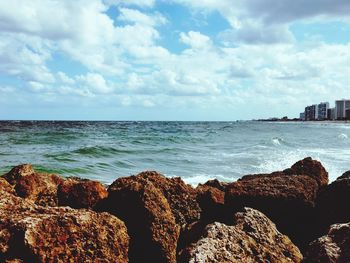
[77,73,113,94]
[105,0,155,8]
[180,31,212,49]
[118,8,167,26]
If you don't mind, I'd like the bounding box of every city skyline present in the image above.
[1,1,350,120]
[301,99,350,121]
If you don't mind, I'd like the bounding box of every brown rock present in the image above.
[304,222,350,263]
[196,185,225,222]
[200,179,228,191]
[316,174,350,230]
[179,208,303,263]
[0,189,129,262]
[284,157,328,187]
[2,164,34,185]
[14,172,64,206]
[101,175,180,263]
[0,178,14,194]
[336,170,350,181]
[225,173,319,249]
[58,178,108,209]
[138,171,201,228]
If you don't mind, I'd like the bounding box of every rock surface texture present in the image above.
[316,172,350,230]
[2,164,108,209]
[225,157,327,249]
[57,177,108,209]
[180,208,303,263]
[304,222,350,263]
[137,171,201,228]
[0,188,129,262]
[100,174,180,263]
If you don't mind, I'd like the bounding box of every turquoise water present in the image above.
[0,121,349,185]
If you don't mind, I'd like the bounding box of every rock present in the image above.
[2,164,35,185]
[14,172,65,206]
[137,171,201,228]
[57,178,108,209]
[179,208,303,263]
[316,173,350,230]
[225,173,320,249]
[2,165,108,209]
[196,185,225,222]
[304,222,350,263]
[336,170,350,180]
[283,157,328,187]
[0,189,129,262]
[0,178,14,194]
[100,175,180,263]
[200,179,228,192]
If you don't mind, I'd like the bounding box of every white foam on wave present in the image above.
[272,137,282,146]
[182,173,235,187]
[338,133,348,139]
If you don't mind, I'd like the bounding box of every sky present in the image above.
[0,0,350,121]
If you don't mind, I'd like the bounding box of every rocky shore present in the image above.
[0,157,349,262]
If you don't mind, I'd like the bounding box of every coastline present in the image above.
[1,157,349,262]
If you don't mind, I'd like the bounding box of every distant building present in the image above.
[317,102,329,120]
[300,112,305,120]
[346,109,350,120]
[336,99,350,119]
[327,108,336,120]
[305,105,317,121]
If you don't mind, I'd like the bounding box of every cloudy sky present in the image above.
[0,0,350,120]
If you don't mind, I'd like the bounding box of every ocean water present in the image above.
[0,121,349,185]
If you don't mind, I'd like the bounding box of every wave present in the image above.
[182,173,235,186]
[338,133,348,139]
[72,146,136,157]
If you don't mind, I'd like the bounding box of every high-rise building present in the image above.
[346,109,350,120]
[317,102,329,120]
[305,105,317,121]
[300,112,305,120]
[335,99,350,119]
[327,108,335,120]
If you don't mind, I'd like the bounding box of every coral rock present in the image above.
[58,178,108,209]
[101,175,180,263]
[304,222,350,263]
[180,208,303,263]
[2,164,34,185]
[316,173,350,230]
[138,171,201,228]
[225,173,319,249]
[284,157,328,187]
[0,189,129,262]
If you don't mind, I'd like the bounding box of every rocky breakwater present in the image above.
[1,157,350,262]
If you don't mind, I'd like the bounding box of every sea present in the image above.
[0,121,349,185]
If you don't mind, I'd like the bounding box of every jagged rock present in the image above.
[0,189,129,262]
[2,164,64,206]
[336,170,350,180]
[137,171,201,228]
[57,178,108,209]
[2,165,108,209]
[2,164,35,185]
[283,157,328,187]
[179,208,303,263]
[316,173,350,230]
[14,172,65,206]
[0,178,14,194]
[200,179,228,191]
[304,222,350,263]
[225,173,320,249]
[196,185,225,222]
[100,175,180,263]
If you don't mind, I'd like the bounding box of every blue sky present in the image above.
[1,0,350,120]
